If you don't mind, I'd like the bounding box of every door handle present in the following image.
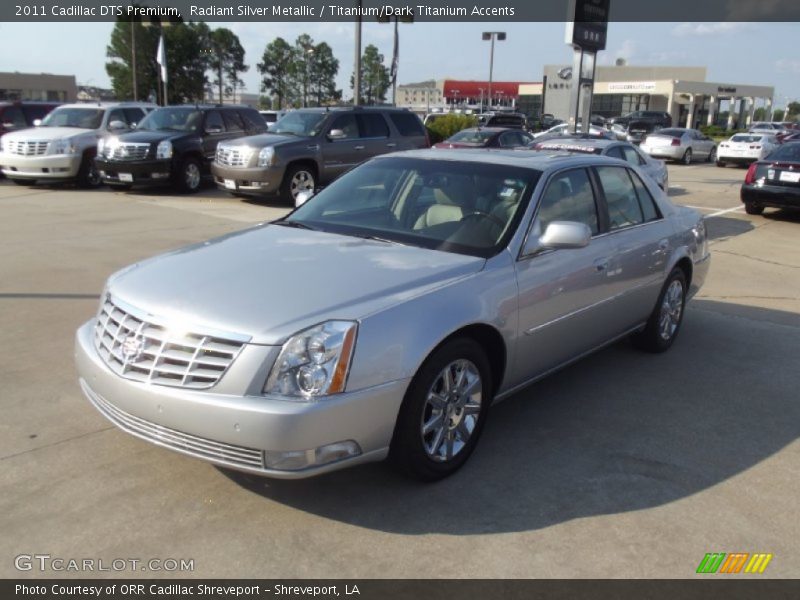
[354,145,365,150]
[386,143,397,148]
[658,239,669,252]
[594,258,609,273]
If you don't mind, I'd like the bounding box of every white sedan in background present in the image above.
[716,133,778,167]
[639,128,717,165]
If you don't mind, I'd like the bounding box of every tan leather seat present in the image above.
[414,175,476,229]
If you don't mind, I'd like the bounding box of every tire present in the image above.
[280,164,316,205]
[10,178,36,186]
[681,149,693,165]
[108,183,132,191]
[175,156,202,193]
[631,267,687,353]
[389,338,493,481]
[76,153,101,188]
[707,147,717,163]
[716,160,726,168]
[744,201,764,215]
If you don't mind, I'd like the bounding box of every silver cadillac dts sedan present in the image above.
[75,149,710,481]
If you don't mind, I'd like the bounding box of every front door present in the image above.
[320,113,366,183]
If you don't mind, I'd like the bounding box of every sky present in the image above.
[1,21,799,109]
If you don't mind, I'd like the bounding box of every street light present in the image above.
[477,87,485,113]
[451,88,460,112]
[303,45,314,108]
[496,90,505,109]
[482,31,506,110]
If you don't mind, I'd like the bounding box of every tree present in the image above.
[258,37,297,109]
[308,42,340,106]
[106,17,211,104]
[207,28,247,105]
[786,101,800,120]
[773,109,785,122]
[754,107,767,121]
[351,44,390,105]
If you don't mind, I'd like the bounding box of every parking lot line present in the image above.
[704,205,745,218]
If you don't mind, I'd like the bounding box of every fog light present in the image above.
[264,440,361,471]
[152,172,169,179]
[98,170,106,177]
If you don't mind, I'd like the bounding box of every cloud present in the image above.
[775,59,800,74]
[671,22,751,37]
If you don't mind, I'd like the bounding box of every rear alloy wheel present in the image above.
[681,149,693,165]
[744,201,764,215]
[707,147,717,163]
[716,160,726,168]
[176,157,202,193]
[76,153,101,188]
[632,268,687,353]
[281,165,316,205]
[390,338,492,481]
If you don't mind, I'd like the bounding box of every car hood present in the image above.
[3,126,92,142]
[112,130,192,144]
[225,132,305,148]
[433,141,486,149]
[108,224,485,345]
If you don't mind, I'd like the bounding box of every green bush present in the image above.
[699,125,748,138]
[425,114,478,145]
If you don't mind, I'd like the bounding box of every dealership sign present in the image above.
[607,81,658,93]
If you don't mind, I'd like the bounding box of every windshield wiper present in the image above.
[272,219,318,231]
[345,232,410,246]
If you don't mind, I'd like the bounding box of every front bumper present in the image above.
[211,162,283,195]
[74,320,407,478]
[641,145,684,160]
[95,158,172,187]
[741,183,800,209]
[0,152,82,180]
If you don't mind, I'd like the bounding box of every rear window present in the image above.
[657,129,685,137]
[390,112,425,137]
[767,143,800,161]
[730,135,760,143]
[488,115,525,128]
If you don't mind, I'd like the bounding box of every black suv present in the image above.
[95,105,267,192]
[211,106,429,203]
[0,101,60,138]
[608,110,672,129]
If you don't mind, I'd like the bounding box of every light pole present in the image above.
[496,90,505,109]
[303,45,314,107]
[451,89,460,112]
[482,31,506,111]
[353,0,362,105]
[478,87,485,113]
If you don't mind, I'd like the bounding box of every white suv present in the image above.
[0,102,155,187]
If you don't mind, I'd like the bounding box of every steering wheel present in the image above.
[460,210,507,230]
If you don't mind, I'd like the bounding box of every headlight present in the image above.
[264,321,358,400]
[97,137,106,153]
[47,139,77,155]
[258,146,275,167]
[156,140,172,160]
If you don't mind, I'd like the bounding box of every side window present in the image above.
[389,112,425,136]
[204,111,224,132]
[358,113,389,138]
[605,146,625,160]
[22,105,51,123]
[621,145,645,166]
[329,114,359,140]
[124,108,145,127]
[536,168,599,235]
[240,109,267,131]
[222,110,244,132]
[627,170,661,222]
[596,166,644,230]
[107,109,128,128]
[499,131,523,147]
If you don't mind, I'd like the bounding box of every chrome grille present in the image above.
[215,145,252,167]
[82,381,265,470]
[6,140,49,156]
[93,295,247,389]
[102,142,150,161]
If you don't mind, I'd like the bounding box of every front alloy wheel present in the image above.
[658,280,684,342]
[632,267,687,353]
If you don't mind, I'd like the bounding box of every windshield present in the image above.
[136,108,202,132]
[41,107,104,129]
[286,157,540,258]
[271,111,326,136]
[766,143,800,162]
[448,129,496,144]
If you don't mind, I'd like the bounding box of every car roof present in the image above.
[379,148,625,171]
[457,127,510,134]
[535,137,619,150]
[294,106,413,114]
[54,102,157,110]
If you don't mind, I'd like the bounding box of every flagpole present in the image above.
[157,31,168,106]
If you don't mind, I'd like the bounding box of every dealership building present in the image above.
[0,72,77,103]
[397,65,774,130]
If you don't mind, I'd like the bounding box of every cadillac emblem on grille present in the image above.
[121,334,145,363]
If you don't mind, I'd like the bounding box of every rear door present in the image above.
[510,167,622,386]
[320,113,364,182]
[388,112,428,149]
[356,112,395,158]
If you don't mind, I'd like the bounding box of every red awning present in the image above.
[442,80,539,99]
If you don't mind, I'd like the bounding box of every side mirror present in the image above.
[108,120,127,131]
[327,129,346,141]
[295,189,314,207]
[33,119,42,127]
[524,221,591,256]
[206,125,224,134]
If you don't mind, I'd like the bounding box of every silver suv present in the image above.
[212,106,429,203]
[0,102,155,187]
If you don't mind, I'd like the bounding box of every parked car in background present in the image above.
[639,128,717,165]
[740,141,800,215]
[0,102,154,187]
[748,122,787,135]
[75,149,709,481]
[476,112,528,130]
[95,105,266,193]
[212,106,428,203]
[533,123,614,141]
[621,119,659,145]
[0,101,60,138]
[432,127,533,149]
[538,113,564,131]
[716,133,778,167]
[528,137,669,191]
[777,131,800,144]
[608,110,672,130]
[259,110,287,130]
